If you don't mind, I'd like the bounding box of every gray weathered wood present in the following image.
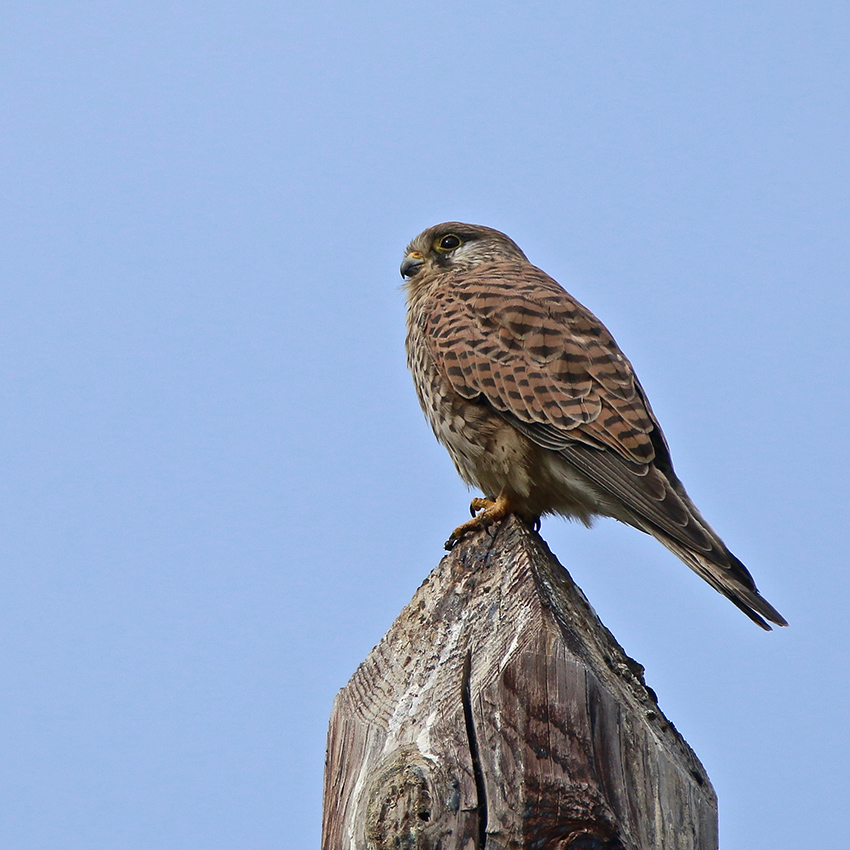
[322,516,718,850]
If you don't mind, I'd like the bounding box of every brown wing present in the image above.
[424,262,725,559]
[423,260,786,630]
[425,263,656,463]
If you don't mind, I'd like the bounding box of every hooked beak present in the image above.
[400,251,425,279]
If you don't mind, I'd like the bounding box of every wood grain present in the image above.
[322,516,717,849]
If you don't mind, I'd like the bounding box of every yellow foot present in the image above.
[445,492,514,551]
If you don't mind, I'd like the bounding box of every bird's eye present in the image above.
[435,234,462,252]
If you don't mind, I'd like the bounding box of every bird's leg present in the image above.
[445,490,515,550]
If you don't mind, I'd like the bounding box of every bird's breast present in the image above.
[405,311,538,502]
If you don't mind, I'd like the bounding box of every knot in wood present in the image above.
[365,747,437,850]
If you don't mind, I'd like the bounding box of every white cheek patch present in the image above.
[447,242,485,266]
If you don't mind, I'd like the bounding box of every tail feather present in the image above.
[654,535,787,630]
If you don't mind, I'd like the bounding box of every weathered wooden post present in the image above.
[322,516,717,849]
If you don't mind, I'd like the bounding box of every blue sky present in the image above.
[2,3,848,847]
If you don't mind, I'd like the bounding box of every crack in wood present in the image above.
[462,648,487,849]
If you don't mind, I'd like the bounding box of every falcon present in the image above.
[401,222,786,630]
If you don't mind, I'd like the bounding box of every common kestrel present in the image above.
[401,222,786,630]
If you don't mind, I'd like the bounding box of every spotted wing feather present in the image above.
[423,262,786,628]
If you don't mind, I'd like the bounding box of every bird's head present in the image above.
[400,222,528,288]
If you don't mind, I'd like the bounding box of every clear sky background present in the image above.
[2,3,848,848]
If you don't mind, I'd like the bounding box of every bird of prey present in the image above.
[401,222,786,630]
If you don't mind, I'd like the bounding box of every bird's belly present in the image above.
[427,387,603,523]
[408,329,603,522]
